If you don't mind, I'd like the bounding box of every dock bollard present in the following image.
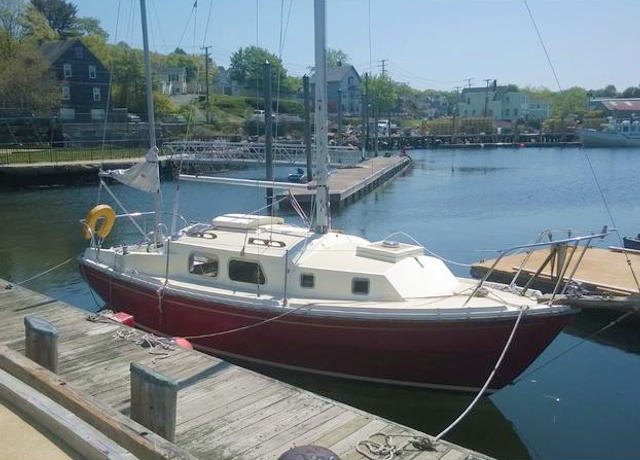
[24,316,58,373]
[130,363,178,442]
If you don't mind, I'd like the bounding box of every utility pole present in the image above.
[303,75,312,181]
[378,59,388,77]
[483,78,492,117]
[364,73,370,154]
[464,77,473,88]
[337,88,343,146]
[453,86,461,143]
[201,45,211,123]
[263,61,273,208]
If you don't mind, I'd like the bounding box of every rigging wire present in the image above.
[100,0,121,154]
[202,0,214,48]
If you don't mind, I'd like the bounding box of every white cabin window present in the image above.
[352,278,369,295]
[92,87,101,101]
[229,259,265,285]
[61,85,70,100]
[63,63,72,77]
[189,253,218,277]
[89,65,96,79]
[300,274,314,288]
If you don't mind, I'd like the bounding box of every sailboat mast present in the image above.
[139,0,161,242]
[313,0,330,234]
[140,0,156,148]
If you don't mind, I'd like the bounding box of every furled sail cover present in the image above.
[100,146,160,194]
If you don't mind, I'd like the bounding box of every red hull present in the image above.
[81,264,573,391]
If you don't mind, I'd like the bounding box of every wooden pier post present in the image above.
[24,316,58,373]
[130,363,178,442]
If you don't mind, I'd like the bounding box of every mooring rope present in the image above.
[5,257,75,288]
[182,302,317,340]
[434,306,527,442]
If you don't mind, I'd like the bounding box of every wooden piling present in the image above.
[24,315,58,373]
[130,363,178,442]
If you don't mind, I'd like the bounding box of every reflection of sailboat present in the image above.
[564,310,640,355]
[79,0,576,393]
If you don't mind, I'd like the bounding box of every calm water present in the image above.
[2,147,640,459]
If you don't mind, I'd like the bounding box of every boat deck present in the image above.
[0,278,492,460]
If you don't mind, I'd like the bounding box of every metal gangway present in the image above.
[164,140,362,169]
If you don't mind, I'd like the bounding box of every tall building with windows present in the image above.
[40,38,111,122]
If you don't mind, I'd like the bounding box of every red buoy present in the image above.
[173,337,193,350]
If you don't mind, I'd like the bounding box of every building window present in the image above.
[89,65,96,79]
[61,85,70,100]
[74,46,83,59]
[189,253,219,277]
[59,108,75,120]
[91,109,105,120]
[229,259,265,285]
[471,109,476,116]
[514,108,518,116]
[467,97,470,104]
[92,87,101,101]
[505,108,510,116]
[300,274,314,288]
[506,96,510,103]
[63,63,72,77]
[352,278,369,295]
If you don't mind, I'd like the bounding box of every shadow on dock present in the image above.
[232,360,532,460]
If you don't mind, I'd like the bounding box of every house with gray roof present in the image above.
[40,38,110,122]
[310,64,361,115]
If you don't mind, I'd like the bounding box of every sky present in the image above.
[76,0,640,92]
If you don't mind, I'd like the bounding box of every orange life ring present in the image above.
[83,204,116,240]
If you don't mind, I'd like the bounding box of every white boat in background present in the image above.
[579,119,640,147]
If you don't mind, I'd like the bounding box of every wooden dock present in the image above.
[471,246,640,295]
[281,155,412,208]
[0,279,491,460]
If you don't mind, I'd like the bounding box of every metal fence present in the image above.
[164,140,362,168]
[0,139,161,165]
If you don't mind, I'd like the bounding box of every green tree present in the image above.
[71,16,108,40]
[21,5,58,44]
[229,46,289,92]
[592,84,618,98]
[0,0,26,41]
[326,48,349,68]
[30,0,77,38]
[622,86,640,98]
[368,74,397,114]
[551,87,588,118]
[0,41,60,114]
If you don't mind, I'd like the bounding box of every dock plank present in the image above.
[471,246,640,295]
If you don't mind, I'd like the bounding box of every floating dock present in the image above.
[281,155,412,208]
[0,278,490,460]
[471,246,640,295]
